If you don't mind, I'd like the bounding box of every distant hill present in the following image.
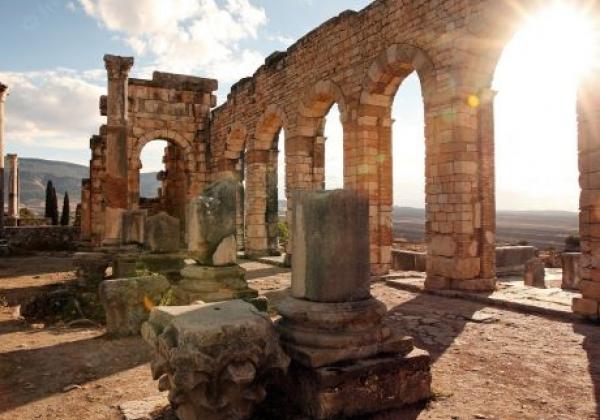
[392,206,579,249]
[5,158,159,215]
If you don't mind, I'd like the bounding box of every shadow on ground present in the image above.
[0,333,150,414]
[574,320,600,418]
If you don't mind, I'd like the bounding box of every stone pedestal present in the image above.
[141,300,289,420]
[524,258,546,288]
[173,264,257,305]
[99,275,170,336]
[277,190,431,417]
[285,349,432,419]
[561,252,581,290]
[175,179,258,306]
[73,252,112,288]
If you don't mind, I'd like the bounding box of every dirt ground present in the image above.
[0,255,598,419]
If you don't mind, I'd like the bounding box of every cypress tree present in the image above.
[45,181,59,225]
[60,192,70,226]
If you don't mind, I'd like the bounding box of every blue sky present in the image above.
[0,0,589,210]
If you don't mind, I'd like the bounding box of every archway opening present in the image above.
[390,73,426,262]
[274,128,288,254]
[138,139,187,223]
[492,3,597,287]
[139,140,168,202]
[323,104,344,190]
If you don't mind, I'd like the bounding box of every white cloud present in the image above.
[78,0,267,84]
[0,70,104,151]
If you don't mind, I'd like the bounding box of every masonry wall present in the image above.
[5,226,80,251]
[206,0,556,283]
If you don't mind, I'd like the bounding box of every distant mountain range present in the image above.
[5,158,159,214]
[6,158,580,248]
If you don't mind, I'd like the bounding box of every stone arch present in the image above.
[128,129,197,228]
[355,44,437,276]
[298,79,349,137]
[252,104,289,151]
[133,129,194,170]
[225,122,248,160]
[244,104,290,257]
[361,43,436,108]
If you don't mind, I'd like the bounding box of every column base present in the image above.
[282,349,432,419]
[173,264,258,305]
[277,297,413,367]
[425,276,496,292]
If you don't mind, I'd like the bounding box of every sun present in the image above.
[495,3,599,93]
[493,2,599,211]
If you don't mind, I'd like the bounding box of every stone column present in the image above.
[276,189,431,419]
[80,179,92,241]
[574,70,600,319]
[6,154,18,219]
[423,83,494,292]
[478,88,498,281]
[244,149,269,257]
[102,54,134,245]
[266,148,279,255]
[0,83,7,234]
[283,134,318,264]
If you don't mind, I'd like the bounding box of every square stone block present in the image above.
[283,349,432,419]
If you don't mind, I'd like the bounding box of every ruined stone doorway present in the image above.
[134,138,189,235]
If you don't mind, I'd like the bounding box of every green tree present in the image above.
[44,180,58,225]
[60,192,70,226]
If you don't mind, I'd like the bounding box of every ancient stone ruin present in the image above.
[2,0,600,418]
[75,0,600,320]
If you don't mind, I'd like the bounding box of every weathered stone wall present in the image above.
[5,226,80,251]
[81,0,600,312]
[207,0,578,287]
[85,59,217,246]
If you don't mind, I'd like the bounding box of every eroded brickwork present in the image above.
[85,56,217,246]
[83,0,600,310]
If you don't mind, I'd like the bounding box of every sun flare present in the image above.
[494,3,599,212]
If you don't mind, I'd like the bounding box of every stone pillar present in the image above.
[102,54,134,245]
[174,178,258,305]
[266,148,279,255]
[283,134,318,264]
[351,111,392,276]
[0,83,7,234]
[423,85,495,292]
[574,70,600,319]
[478,89,498,282]
[277,189,431,419]
[6,154,18,219]
[244,149,269,257]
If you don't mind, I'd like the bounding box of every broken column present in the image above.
[173,178,258,304]
[561,252,581,290]
[0,83,7,234]
[277,190,431,419]
[142,300,289,420]
[7,154,18,222]
[524,257,546,288]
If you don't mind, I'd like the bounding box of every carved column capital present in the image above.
[103,55,134,80]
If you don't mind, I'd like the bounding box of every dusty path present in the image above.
[0,256,598,419]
